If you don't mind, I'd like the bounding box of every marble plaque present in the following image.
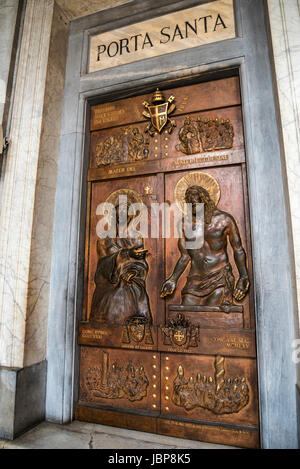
[88,0,236,73]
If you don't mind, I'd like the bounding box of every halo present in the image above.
[174,171,221,213]
[105,189,144,224]
[106,188,142,207]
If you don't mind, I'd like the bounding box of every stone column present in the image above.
[0,0,57,440]
[267,0,300,446]
[0,0,20,131]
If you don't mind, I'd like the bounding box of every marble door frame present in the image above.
[46,0,299,448]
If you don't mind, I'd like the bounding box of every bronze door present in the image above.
[76,77,260,449]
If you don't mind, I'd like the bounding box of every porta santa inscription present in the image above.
[88,0,236,73]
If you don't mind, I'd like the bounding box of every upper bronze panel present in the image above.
[90,77,241,131]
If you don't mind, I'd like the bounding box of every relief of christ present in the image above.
[161,176,250,310]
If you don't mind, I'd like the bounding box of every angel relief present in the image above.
[89,190,153,327]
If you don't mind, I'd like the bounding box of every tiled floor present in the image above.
[0,421,237,449]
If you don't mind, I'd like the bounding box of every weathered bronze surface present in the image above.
[172,355,250,415]
[78,77,259,448]
[90,189,152,325]
[85,350,149,401]
[160,353,258,428]
[126,127,150,161]
[143,88,176,135]
[95,134,123,167]
[161,313,200,348]
[78,322,158,351]
[161,171,250,311]
[177,116,234,155]
[79,347,161,412]
[122,316,154,345]
[94,126,150,167]
[90,78,241,132]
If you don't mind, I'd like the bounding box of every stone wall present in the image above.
[267,0,300,328]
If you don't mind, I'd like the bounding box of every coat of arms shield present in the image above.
[129,321,145,343]
[172,327,188,346]
[148,103,169,133]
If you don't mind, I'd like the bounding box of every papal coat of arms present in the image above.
[161,313,200,348]
[122,316,154,345]
[143,88,176,136]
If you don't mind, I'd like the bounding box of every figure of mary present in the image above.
[89,195,152,325]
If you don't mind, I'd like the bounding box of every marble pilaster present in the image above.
[0,0,55,369]
[267,0,300,325]
[24,2,69,368]
[0,0,19,129]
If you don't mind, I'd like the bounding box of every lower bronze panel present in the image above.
[161,353,259,428]
[75,405,157,434]
[75,405,259,449]
[79,347,160,413]
[157,418,259,449]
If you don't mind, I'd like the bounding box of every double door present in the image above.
[75,77,259,448]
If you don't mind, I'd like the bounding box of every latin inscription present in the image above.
[96,15,226,62]
[108,166,136,175]
[210,336,251,350]
[79,329,108,340]
[166,347,198,355]
[92,107,126,125]
[121,344,154,350]
[89,1,235,73]
[174,154,229,167]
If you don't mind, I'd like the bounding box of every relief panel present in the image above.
[85,175,164,328]
[79,347,160,413]
[90,123,159,169]
[163,165,252,329]
[164,106,245,167]
[158,314,256,357]
[160,353,259,428]
[90,78,241,132]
